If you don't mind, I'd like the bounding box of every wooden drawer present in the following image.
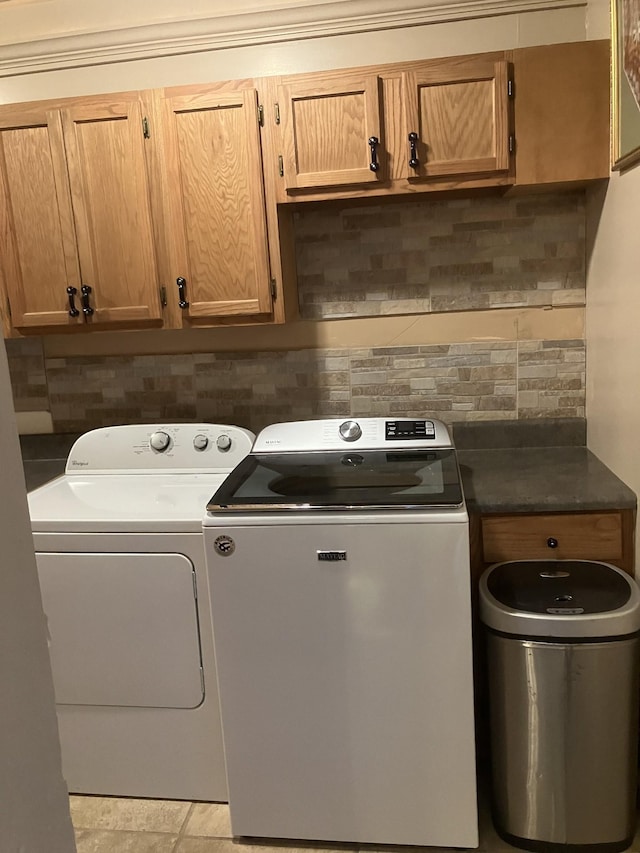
[481,512,623,564]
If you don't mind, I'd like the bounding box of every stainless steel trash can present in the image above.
[480,559,640,853]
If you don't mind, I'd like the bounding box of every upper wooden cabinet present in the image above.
[401,57,510,181]
[267,42,609,203]
[151,83,274,326]
[0,105,83,331]
[0,41,610,338]
[512,40,610,187]
[278,71,383,190]
[0,94,162,334]
[61,98,161,328]
[271,52,514,200]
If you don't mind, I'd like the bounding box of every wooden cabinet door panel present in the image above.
[0,108,82,329]
[61,99,161,326]
[402,58,510,179]
[161,87,272,320]
[279,71,382,191]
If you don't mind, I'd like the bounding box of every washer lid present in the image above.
[480,560,640,638]
[207,448,463,512]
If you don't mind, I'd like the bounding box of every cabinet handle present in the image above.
[177,277,189,309]
[80,284,94,316]
[66,286,80,317]
[408,132,419,169]
[547,537,559,549]
[368,136,380,172]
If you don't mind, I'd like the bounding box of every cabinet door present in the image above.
[402,58,510,180]
[0,106,83,330]
[61,98,161,327]
[160,86,272,321]
[279,71,383,191]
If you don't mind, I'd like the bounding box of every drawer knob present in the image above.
[547,537,559,549]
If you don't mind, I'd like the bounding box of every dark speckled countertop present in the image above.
[20,418,637,515]
[458,447,636,514]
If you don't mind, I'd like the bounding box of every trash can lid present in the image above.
[479,560,640,639]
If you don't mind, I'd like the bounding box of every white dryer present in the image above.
[28,422,254,801]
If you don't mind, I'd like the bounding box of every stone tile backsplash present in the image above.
[6,337,585,434]
[294,191,585,319]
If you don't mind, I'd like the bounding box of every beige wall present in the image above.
[586,171,640,569]
[583,1,640,566]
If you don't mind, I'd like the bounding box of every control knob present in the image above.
[193,434,209,451]
[339,420,362,442]
[217,434,232,452]
[149,431,171,452]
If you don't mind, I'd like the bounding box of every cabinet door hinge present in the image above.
[274,103,281,125]
[142,116,150,138]
[507,78,514,99]
[270,279,277,301]
[278,155,284,177]
[257,104,264,127]
[508,133,515,154]
[159,286,167,307]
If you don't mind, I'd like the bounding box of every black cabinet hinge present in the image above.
[159,286,167,307]
[278,155,284,177]
[142,117,150,138]
[507,78,514,99]
[274,103,281,125]
[257,104,264,127]
[270,279,277,301]
[509,133,515,154]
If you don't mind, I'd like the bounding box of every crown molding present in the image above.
[0,0,584,77]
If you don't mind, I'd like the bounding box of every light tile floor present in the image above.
[69,793,523,853]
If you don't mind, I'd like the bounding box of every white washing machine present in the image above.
[204,417,478,847]
[28,422,254,801]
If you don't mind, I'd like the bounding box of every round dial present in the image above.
[339,420,362,442]
[217,434,232,452]
[149,431,171,452]
[193,434,209,451]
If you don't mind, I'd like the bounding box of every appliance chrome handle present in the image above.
[66,286,80,317]
[368,136,380,172]
[80,284,94,316]
[177,277,189,309]
[408,132,419,169]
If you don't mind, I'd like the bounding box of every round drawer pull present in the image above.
[547,537,559,549]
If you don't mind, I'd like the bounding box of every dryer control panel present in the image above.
[65,424,255,474]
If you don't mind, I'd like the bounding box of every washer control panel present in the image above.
[253,417,453,452]
[66,423,255,473]
[385,420,435,440]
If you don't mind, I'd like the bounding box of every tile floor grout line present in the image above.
[172,801,197,851]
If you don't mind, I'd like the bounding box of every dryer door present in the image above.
[37,552,204,709]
